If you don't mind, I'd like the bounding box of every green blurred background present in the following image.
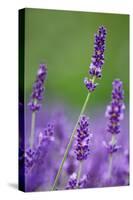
[24,8,129,114]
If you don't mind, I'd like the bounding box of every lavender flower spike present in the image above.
[105,79,125,136]
[75,115,92,161]
[29,64,47,148]
[84,26,107,92]
[28,64,47,111]
[89,26,107,78]
[104,79,125,178]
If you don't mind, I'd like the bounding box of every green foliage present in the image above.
[24,8,129,108]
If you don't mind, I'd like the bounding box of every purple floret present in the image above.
[28,64,47,111]
[84,78,98,92]
[74,115,92,161]
[112,79,124,102]
[66,173,77,189]
[103,141,121,154]
[25,148,36,174]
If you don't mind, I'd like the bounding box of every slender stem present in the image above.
[76,161,82,188]
[52,77,95,190]
[107,134,116,178]
[30,99,37,149]
[30,111,36,148]
[108,154,113,178]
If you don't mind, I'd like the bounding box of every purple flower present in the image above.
[25,148,36,174]
[66,173,88,189]
[78,174,88,188]
[84,77,98,92]
[89,26,107,78]
[112,79,124,102]
[25,122,55,175]
[84,26,107,92]
[103,141,121,154]
[66,173,77,189]
[74,115,92,161]
[105,79,125,135]
[28,64,47,111]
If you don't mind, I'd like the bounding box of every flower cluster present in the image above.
[25,122,55,174]
[39,123,55,143]
[84,26,107,92]
[66,173,77,189]
[84,78,98,92]
[105,79,125,135]
[28,64,47,111]
[66,173,88,189]
[74,115,92,161]
[104,79,125,153]
[25,148,36,174]
[103,141,121,154]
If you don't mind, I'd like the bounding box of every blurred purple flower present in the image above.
[25,122,54,174]
[24,122,54,191]
[78,174,88,188]
[20,107,129,190]
[64,151,78,176]
[66,173,77,189]
[103,141,121,154]
[105,79,125,135]
[28,64,47,111]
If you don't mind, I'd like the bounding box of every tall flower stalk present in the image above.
[28,64,47,148]
[104,79,125,178]
[52,26,107,190]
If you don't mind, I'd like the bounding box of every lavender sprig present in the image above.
[74,115,92,187]
[104,79,125,178]
[84,26,107,92]
[52,26,107,190]
[28,64,47,148]
[28,64,47,111]
[74,115,92,161]
[105,79,125,135]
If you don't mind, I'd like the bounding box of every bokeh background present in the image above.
[24,8,129,118]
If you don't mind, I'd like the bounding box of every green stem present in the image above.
[52,77,95,190]
[30,99,37,149]
[30,111,36,149]
[107,134,116,178]
[76,161,82,188]
[108,154,113,178]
